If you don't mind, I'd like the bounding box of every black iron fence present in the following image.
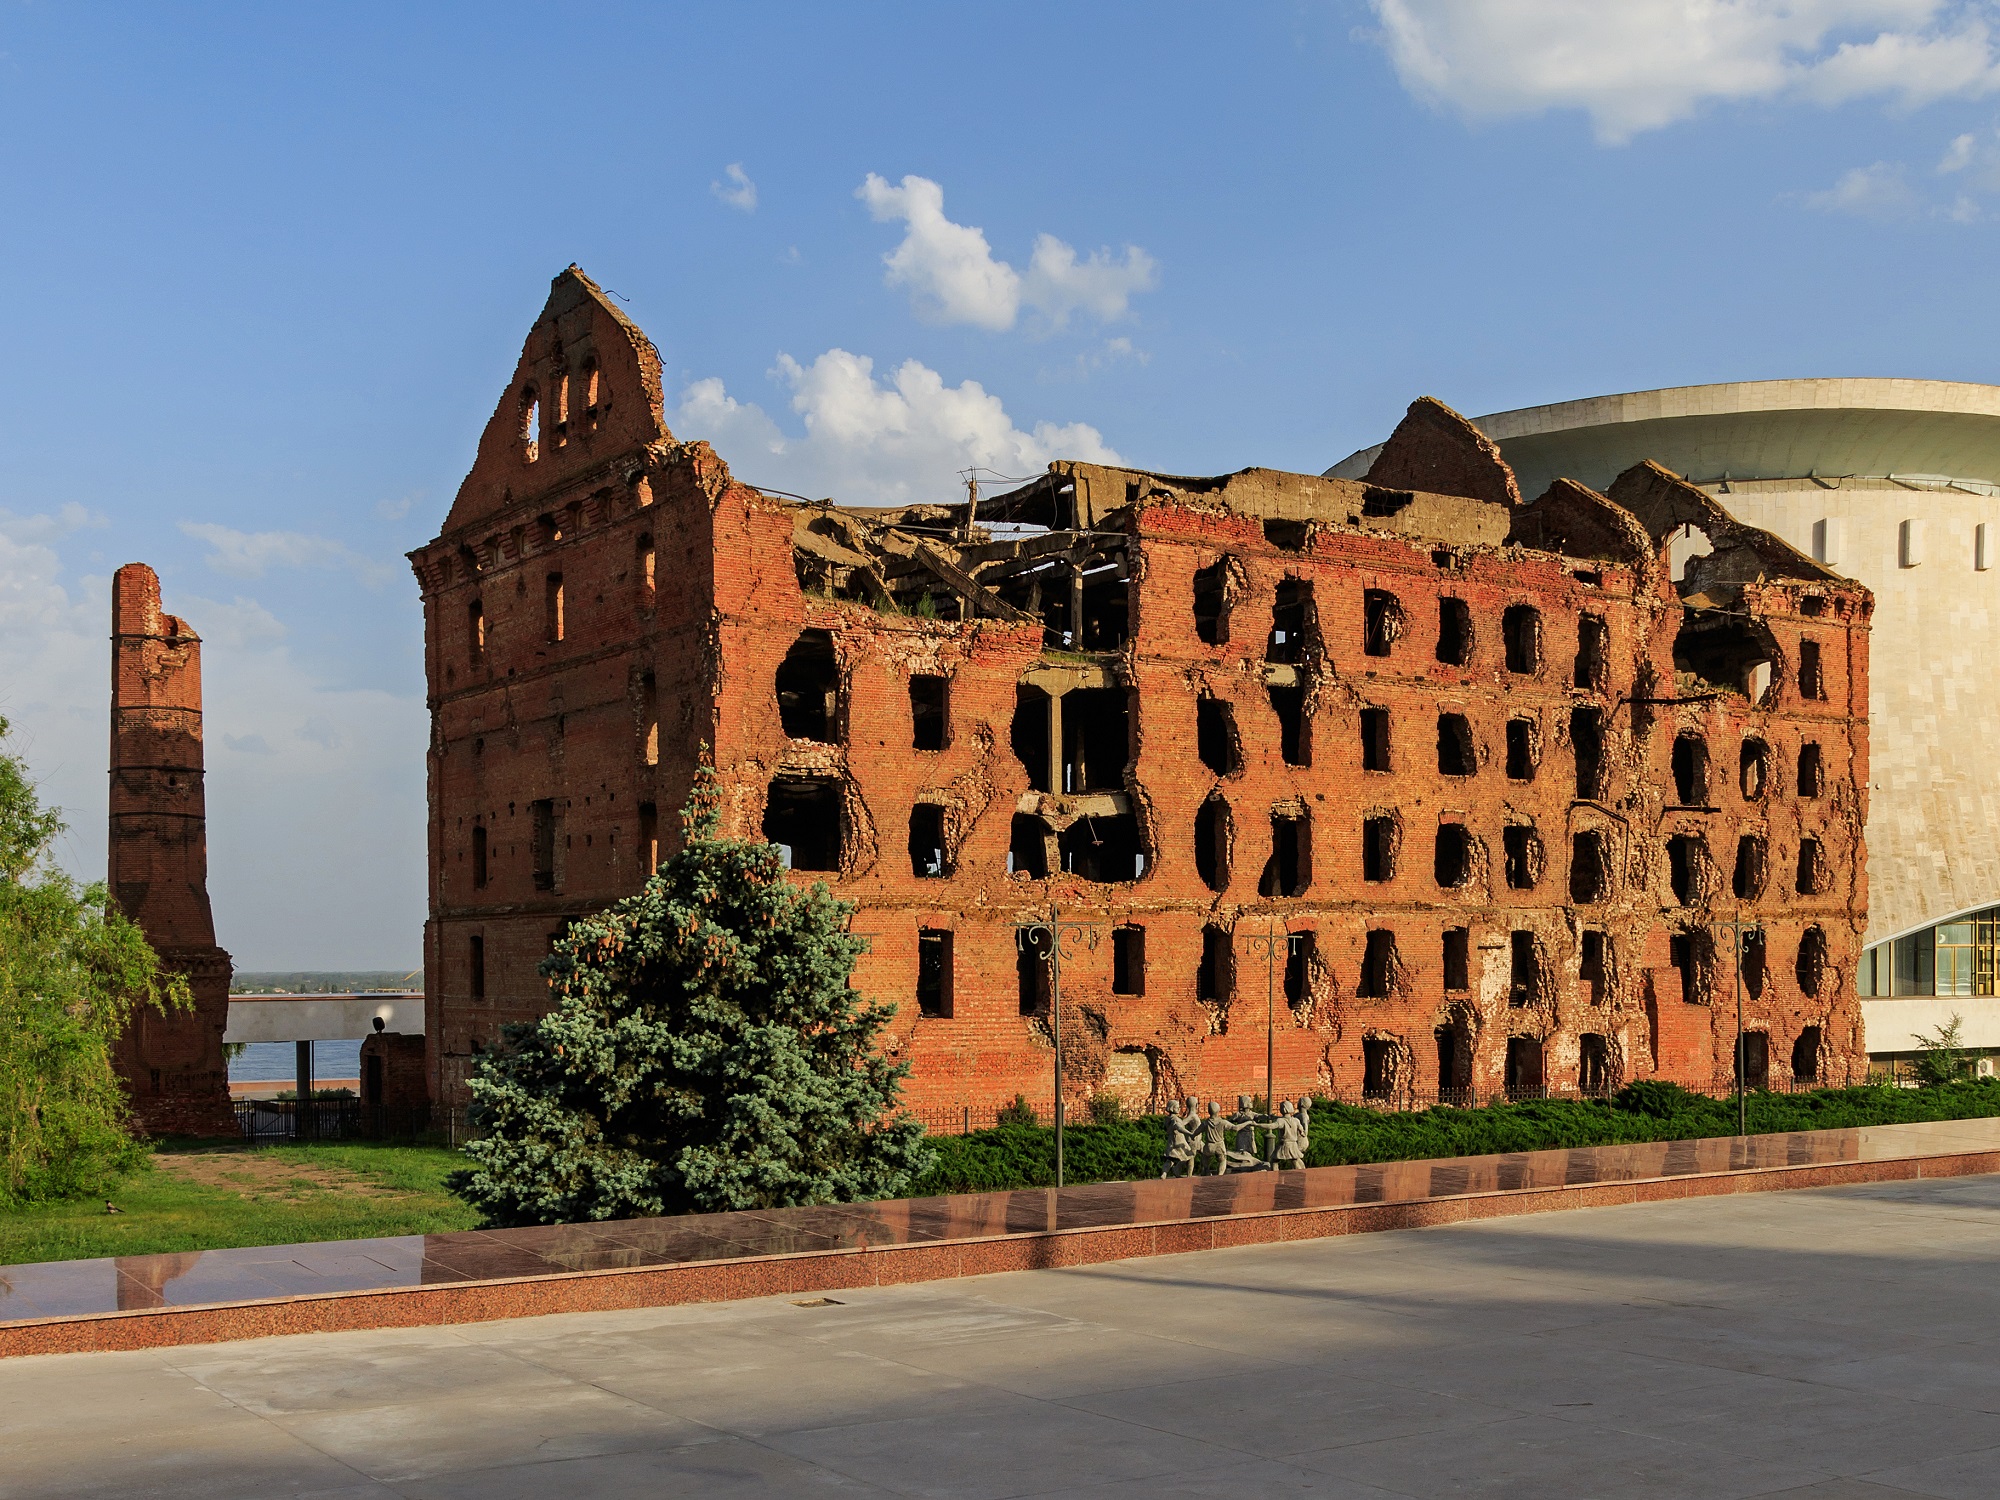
[233,1099,476,1146]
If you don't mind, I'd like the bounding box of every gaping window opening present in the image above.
[1798,638,1825,701]
[1362,814,1398,883]
[519,385,539,463]
[1505,717,1537,781]
[1008,812,1049,878]
[1797,742,1824,798]
[1018,937,1049,1015]
[910,675,949,752]
[530,799,556,892]
[1733,834,1767,900]
[1792,1025,1822,1083]
[1362,1037,1397,1100]
[1262,809,1311,897]
[1195,794,1232,893]
[1740,737,1771,800]
[472,825,488,890]
[1199,925,1234,1004]
[638,801,658,876]
[1079,565,1129,651]
[909,803,948,878]
[640,673,659,766]
[1113,925,1146,995]
[1742,928,1767,999]
[1059,814,1145,883]
[1796,837,1827,896]
[1581,929,1607,1005]
[1011,687,1051,791]
[1266,578,1315,664]
[1574,612,1609,691]
[776,631,840,743]
[636,534,656,611]
[762,776,841,872]
[1797,925,1828,996]
[1505,1037,1544,1097]
[1263,517,1309,551]
[469,934,486,1001]
[1671,732,1709,806]
[1062,687,1129,794]
[1436,596,1473,666]
[1667,833,1705,905]
[1579,1034,1611,1095]
[1443,928,1471,992]
[1361,706,1392,772]
[1671,929,1713,1005]
[1363,589,1403,657]
[1358,929,1397,998]
[1197,696,1240,776]
[1284,931,1314,1005]
[1738,1030,1770,1090]
[1436,1015,1471,1097]
[1509,930,1541,1006]
[1268,683,1308,766]
[467,599,485,663]
[1571,707,1605,799]
[582,357,601,426]
[1437,713,1475,777]
[1569,829,1611,904]
[1503,824,1542,889]
[545,573,565,644]
[1434,823,1473,889]
[1192,559,1233,645]
[1503,604,1542,674]
[917,929,954,1019]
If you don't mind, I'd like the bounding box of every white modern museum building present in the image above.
[1333,379,2000,1061]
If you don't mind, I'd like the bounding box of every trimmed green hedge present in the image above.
[911,1080,2000,1196]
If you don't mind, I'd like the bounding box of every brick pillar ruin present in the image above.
[108,563,236,1136]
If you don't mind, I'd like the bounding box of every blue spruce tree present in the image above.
[449,767,932,1226]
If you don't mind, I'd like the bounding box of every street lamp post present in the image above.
[1015,907,1101,1187]
[1247,921,1285,1112]
[1714,912,1762,1136]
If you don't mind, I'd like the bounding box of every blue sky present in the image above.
[5,0,2000,965]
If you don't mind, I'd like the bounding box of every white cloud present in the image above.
[711,162,758,213]
[178,521,394,589]
[1369,1,2000,143]
[1941,129,1980,167]
[856,173,1157,332]
[671,349,1121,506]
[1803,159,1925,216]
[1804,120,2000,215]
[374,491,420,521]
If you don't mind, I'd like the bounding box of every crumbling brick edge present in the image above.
[5,1144,1993,1359]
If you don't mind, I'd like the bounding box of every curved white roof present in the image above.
[1328,378,2000,501]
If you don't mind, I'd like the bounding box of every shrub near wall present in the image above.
[912,1082,2000,1196]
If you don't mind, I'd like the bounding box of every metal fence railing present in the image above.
[233,1099,477,1147]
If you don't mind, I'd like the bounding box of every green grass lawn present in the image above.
[0,1140,479,1267]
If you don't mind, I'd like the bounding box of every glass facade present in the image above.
[1859,907,2000,996]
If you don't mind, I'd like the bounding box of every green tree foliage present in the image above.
[0,719,188,1206]
[1913,1013,1973,1087]
[449,768,933,1227]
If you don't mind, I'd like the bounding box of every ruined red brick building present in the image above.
[412,268,1872,1117]
[109,563,235,1135]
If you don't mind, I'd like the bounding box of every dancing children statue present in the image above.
[1159,1099,1197,1178]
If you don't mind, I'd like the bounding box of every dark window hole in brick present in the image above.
[1504,1037,1543,1096]
[1195,794,1231,893]
[1284,931,1314,1004]
[1199,925,1234,1005]
[1571,707,1604,798]
[1443,928,1470,992]
[1503,825,1542,889]
[1800,595,1825,617]
[1362,706,1392,772]
[1008,813,1049,878]
[1362,1037,1396,1100]
[1671,731,1709,805]
[1737,1030,1770,1089]
[1733,834,1767,899]
[1796,925,1828,996]
[638,801,658,876]
[1062,688,1129,793]
[1434,823,1473,889]
[1505,717,1537,781]
[1574,612,1609,690]
[776,630,839,742]
[909,803,947,878]
[1261,810,1311,897]
[1018,938,1050,1015]
[1741,736,1771,799]
[1113,925,1146,996]
[1011,688,1051,792]
[545,572,565,644]
[1059,814,1144,883]
[641,673,659,766]
[1793,1025,1822,1082]
[472,825,487,890]
[763,776,841,871]
[1363,589,1403,657]
[1509,930,1542,1006]
[530,798,556,891]
[1268,683,1308,766]
[1579,1034,1610,1095]
[1581,929,1607,1004]
[1266,579,1315,664]
[1358,929,1397,999]
[1263,517,1310,550]
[1363,486,1413,517]
[1436,596,1473,665]
[917,929,954,1018]
[1796,836,1826,895]
[1079,567,1129,651]
[1798,638,1825,701]
[1670,929,1714,1005]
[1193,560,1232,645]
[1436,1013,1472,1095]
[1569,829,1611,904]
[1742,928,1767,999]
[469,934,485,1001]
[1503,604,1542,674]
[1198,697,1240,776]
[1798,741,1824,798]
[467,598,485,663]
[1667,833,1703,905]
[1674,609,1778,700]
[910,675,948,751]
[1436,713,1475,776]
[1362,814,1398,883]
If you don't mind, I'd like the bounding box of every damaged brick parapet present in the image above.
[108,563,236,1136]
[411,268,1874,1116]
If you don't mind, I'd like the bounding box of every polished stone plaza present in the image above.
[12,1174,2000,1498]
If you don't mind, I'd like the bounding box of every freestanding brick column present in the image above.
[108,563,236,1136]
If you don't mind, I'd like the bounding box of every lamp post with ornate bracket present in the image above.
[1246,920,1285,1115]
[1711,911,1762,1137]
[1015,906,1102,1188]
